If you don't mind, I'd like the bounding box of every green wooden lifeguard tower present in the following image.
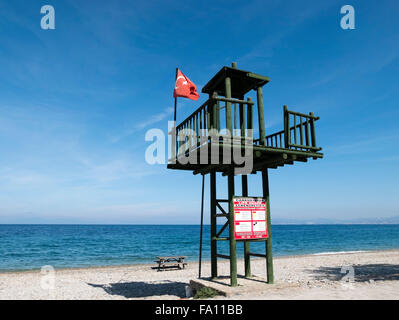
[167,63,323,286]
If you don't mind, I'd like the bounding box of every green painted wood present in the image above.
[210,171,217,280]
[205,111,208,137]
[262,170,274,284]
[198,174,205,278]
[211,142,323,157]
[242,175,251,278]
[216,97,254,105]
[225,75,237,287]
[228,174,237,287]
[212,93,217,131]
[225,77,233,135]
[195,114,199,147]
[252,154,288,172]
[171,123,176,161]
[216,254,231,260]
[310,112,317,149]
[217,100,220,131]
[246,72,270,82]
[216,221,229,238]
[305,116,310,147]
[189,118,193,151]
[214,237,230,241]
[200,109,203,136]
[239,102,245,141]
[299,116,304,147]
[248,252,267,258]
[182,124,185,155]
[247,98,253,141]
[289,109,319,119]
[289,143,322,151]
[216,202,227,215]
[284,105,290,148]
[256,86,266,146]
[206,104,212,135]
[234,103,237,132]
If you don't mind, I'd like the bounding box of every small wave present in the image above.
[311,250,368,256]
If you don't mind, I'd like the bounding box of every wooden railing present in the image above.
[173,100,321,159]
[283,105,321,151]
[174,94,255,158]
[264,129,285,149]
[254,106,321,152]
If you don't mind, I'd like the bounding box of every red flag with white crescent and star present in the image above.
[173,69,200,101]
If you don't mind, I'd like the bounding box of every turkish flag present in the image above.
[173,69,200,101]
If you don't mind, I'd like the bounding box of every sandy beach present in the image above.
[0,249,398,300]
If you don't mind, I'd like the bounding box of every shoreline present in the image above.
[1,247,399,275]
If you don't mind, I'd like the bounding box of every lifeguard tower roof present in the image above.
[202,66,270,98]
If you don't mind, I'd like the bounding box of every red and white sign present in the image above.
[233,197,268,240]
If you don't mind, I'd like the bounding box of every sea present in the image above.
[1,224,399,272]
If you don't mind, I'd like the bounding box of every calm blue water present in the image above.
[1,224,399,271]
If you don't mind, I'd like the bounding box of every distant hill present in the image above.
[272,216,399,225]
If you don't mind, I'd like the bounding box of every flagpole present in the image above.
[173,68,178,161]
[174,67,178,123]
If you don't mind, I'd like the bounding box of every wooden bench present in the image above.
[154,256,187,271]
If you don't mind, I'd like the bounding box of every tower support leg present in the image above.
[210,171,217,279]
[242,175,251,278]
[228,174,237,287]
[262,169,274,284]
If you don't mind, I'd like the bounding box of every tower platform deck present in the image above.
[168,142,323,175]
[168,98,323,175]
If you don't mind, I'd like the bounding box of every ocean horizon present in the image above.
[1,224,399,272]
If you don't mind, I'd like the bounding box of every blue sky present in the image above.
[0,0,398,224]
